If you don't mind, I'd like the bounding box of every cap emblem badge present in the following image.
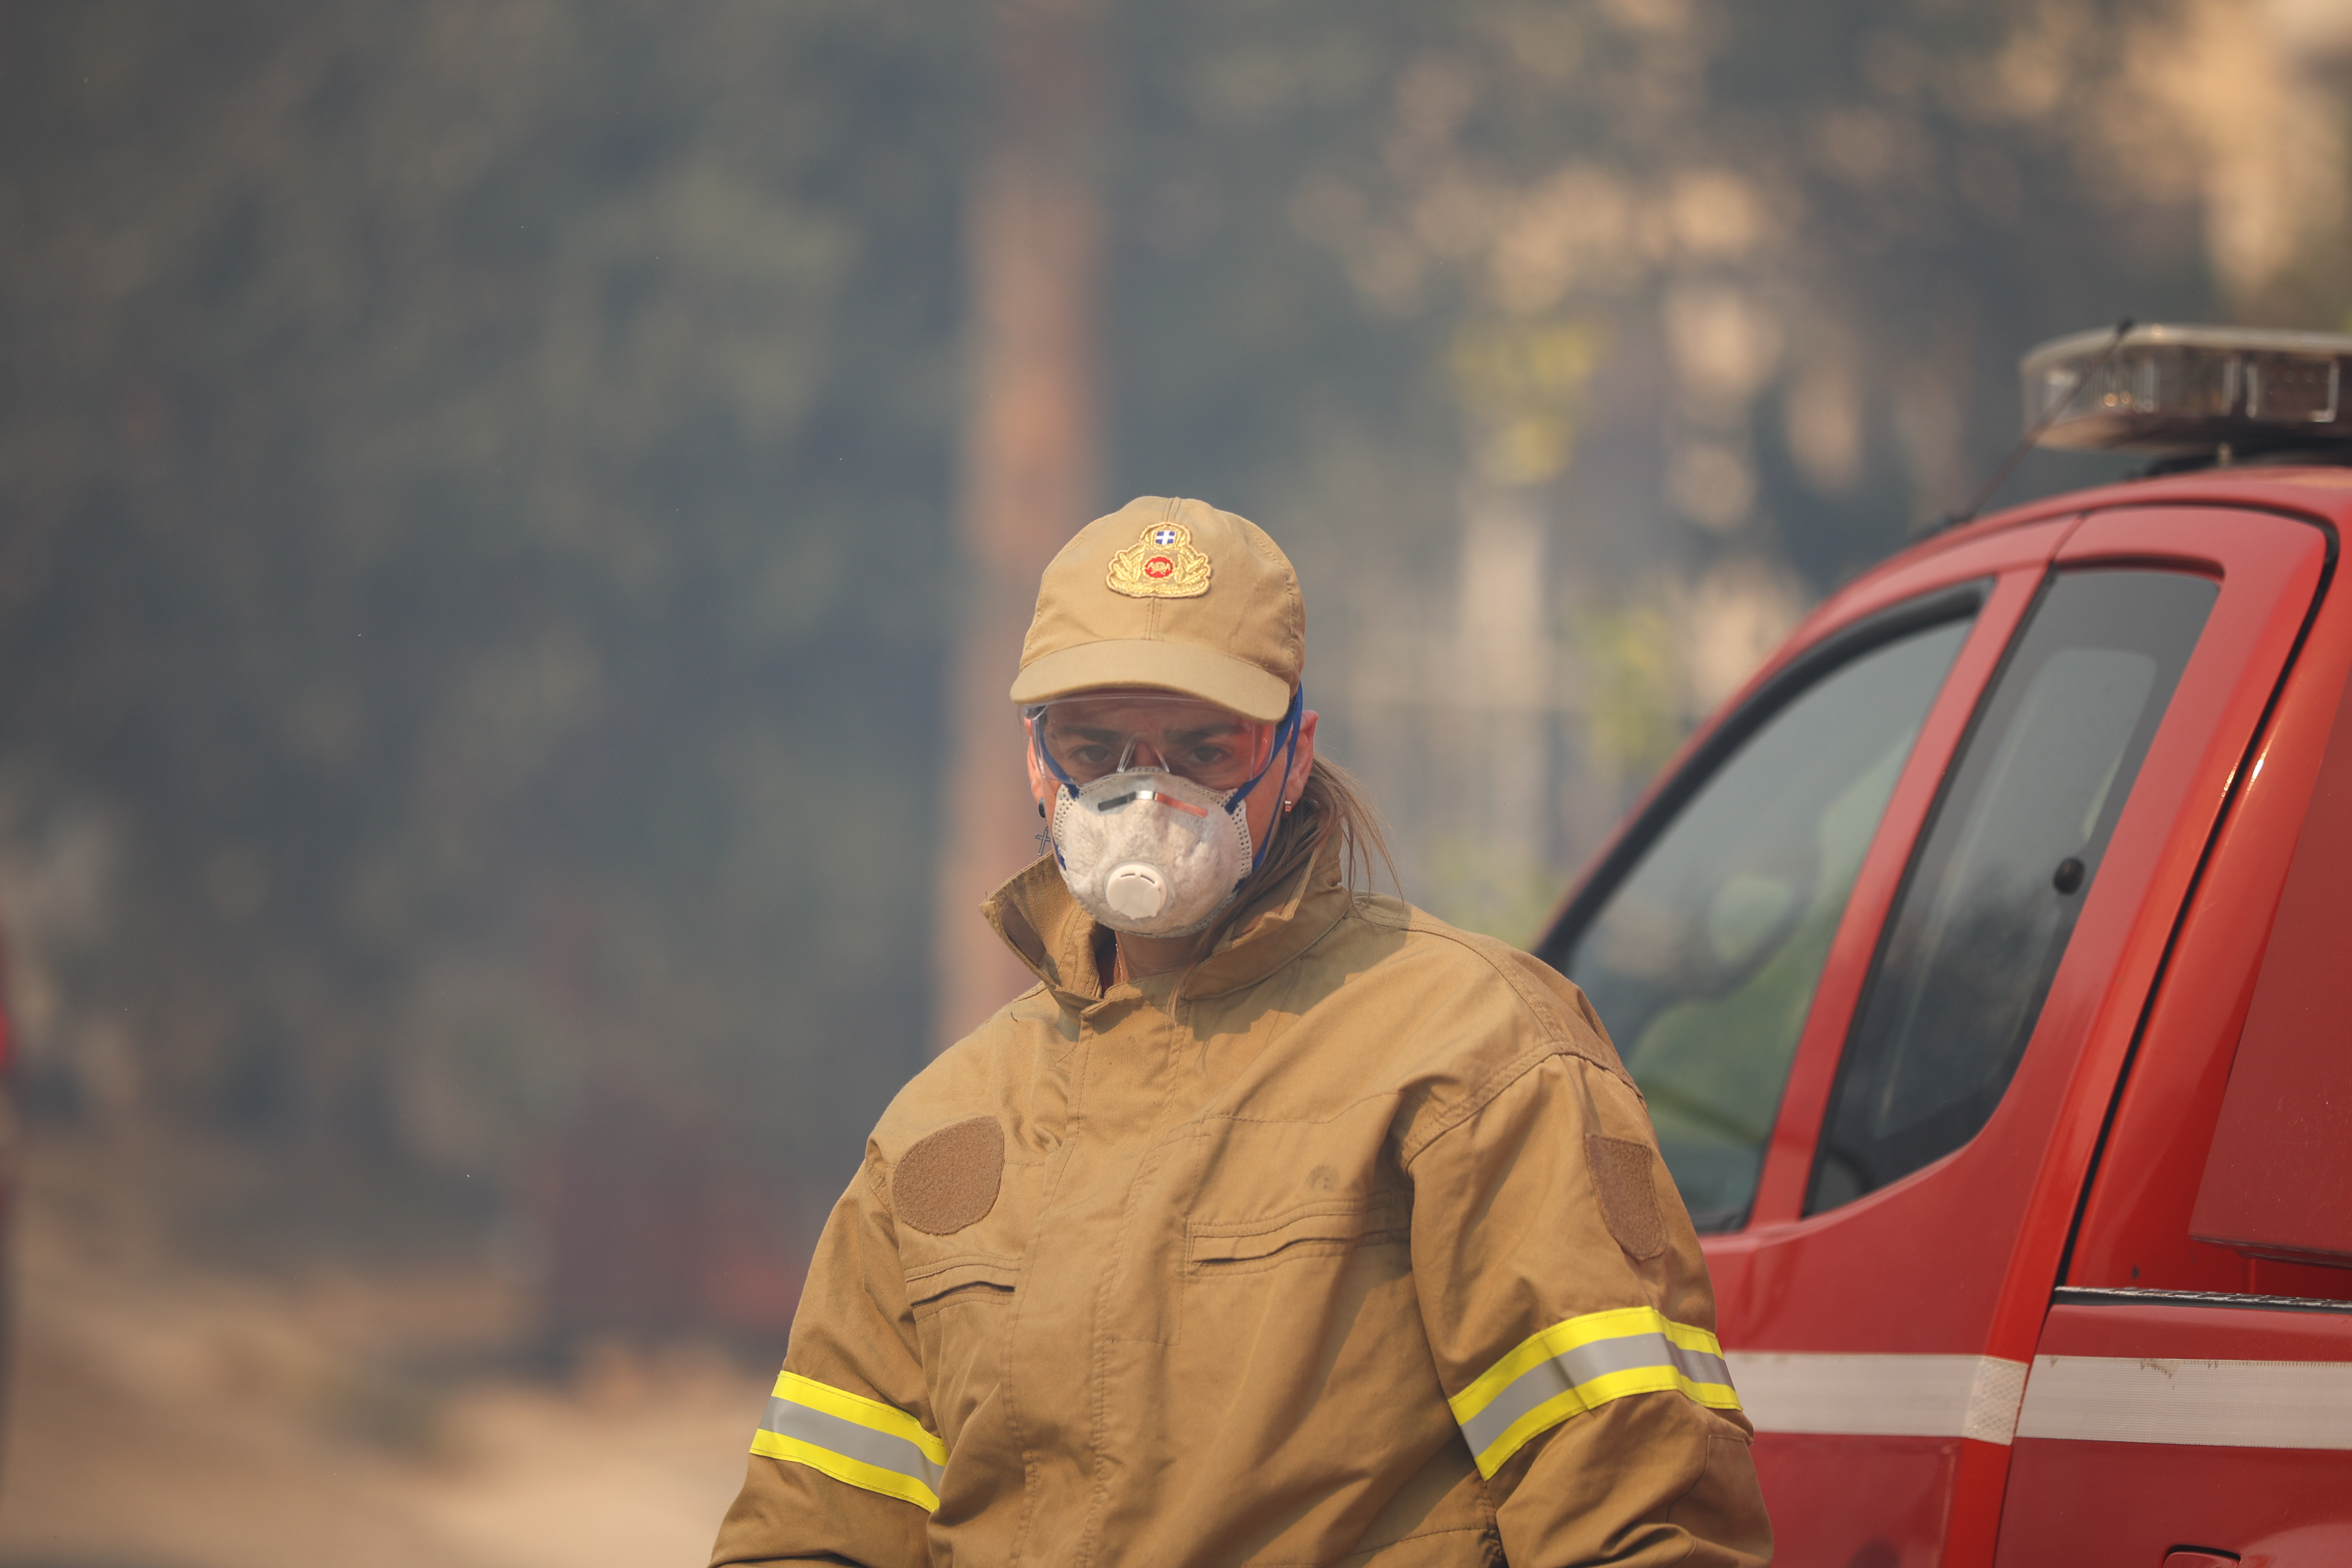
[1106,520,1212,599]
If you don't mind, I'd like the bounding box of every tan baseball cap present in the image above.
[1009,496,1304,723]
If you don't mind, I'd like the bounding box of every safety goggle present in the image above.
[1025,691,1288,795]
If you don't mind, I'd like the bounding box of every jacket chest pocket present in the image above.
[1185,1196,1410,1277]
[907,1253,1019,1443]
[1111,1109,1409,1344]
[908,1254,1020,1318]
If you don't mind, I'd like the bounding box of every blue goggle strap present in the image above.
[1228,689,1303,873]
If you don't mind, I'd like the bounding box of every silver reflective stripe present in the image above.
[1457,1329,1735,1460]
[1725,1353,2029,1444]
[762,1395,948,1496]
[2015,1356,2352,1449]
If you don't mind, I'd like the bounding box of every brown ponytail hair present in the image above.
[1194,752,1397,955]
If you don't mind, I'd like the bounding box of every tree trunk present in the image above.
[933,0,1106,1050]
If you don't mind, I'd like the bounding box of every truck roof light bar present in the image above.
[2022,324,2352,455]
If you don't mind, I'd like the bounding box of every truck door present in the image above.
[1995,498,2352,1567]
[1540,505,2328,1568]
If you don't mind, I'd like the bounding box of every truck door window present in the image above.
[1565,617,1971,1230]
[1808,570,2217,1214]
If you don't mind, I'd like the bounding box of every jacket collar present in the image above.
[984,826,1354,1009]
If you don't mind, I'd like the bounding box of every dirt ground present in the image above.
[0,1128,765,1568]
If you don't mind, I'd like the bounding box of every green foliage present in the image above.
[0,1,974,1211]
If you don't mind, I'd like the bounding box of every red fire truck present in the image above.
[1534,326,2352,1568]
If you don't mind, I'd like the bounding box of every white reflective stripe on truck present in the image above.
[1725,1353,2027,1444]
[1727,1351,2352,1449]
[2015,1356,2352,1449]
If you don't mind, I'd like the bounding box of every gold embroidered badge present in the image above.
[1106,521,1213,598]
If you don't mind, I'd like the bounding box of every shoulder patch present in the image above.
[893,1116,1006,1236]
[1586,1133,1667,1260]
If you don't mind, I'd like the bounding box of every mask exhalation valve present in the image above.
[1103,862,1170,920]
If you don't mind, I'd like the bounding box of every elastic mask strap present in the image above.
[1228,688,1302,873]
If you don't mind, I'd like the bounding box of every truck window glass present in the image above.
[1567,618,1971,1230]
[1808,570,2217,1214]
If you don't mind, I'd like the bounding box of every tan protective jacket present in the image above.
[711,839,1771,1567]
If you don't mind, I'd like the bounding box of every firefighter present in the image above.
[710,497,1772,1567]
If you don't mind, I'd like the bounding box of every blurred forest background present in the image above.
[2,2,2349,1563]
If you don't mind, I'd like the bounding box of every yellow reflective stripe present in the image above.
[1450,1306,1742,1477]
[751,1371,949,1512]
[751,1428,941,1513]
[771,1370,949,1466]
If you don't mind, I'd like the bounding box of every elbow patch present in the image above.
[752,1370,949,1512]
[1585,1134,1668,1260]
[1449,1306,1741,1477]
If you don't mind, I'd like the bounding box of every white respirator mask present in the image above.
[1051,770,1256,937]
[1034,690,1302,938]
